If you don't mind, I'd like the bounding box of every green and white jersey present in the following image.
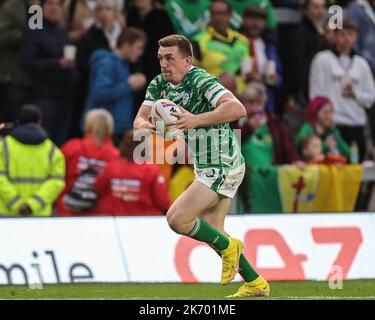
[143,66,244,170]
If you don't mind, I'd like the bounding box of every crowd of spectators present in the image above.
[1,0,375,216]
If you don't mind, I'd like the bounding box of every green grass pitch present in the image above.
[1,280,375,300]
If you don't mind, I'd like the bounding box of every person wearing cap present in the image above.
[295,96,350,160]
[240,5,282,113]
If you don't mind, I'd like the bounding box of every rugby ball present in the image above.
[151,99,184,140]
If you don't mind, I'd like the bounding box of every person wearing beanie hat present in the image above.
[295,96,350,160]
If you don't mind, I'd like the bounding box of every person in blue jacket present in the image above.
[83,27,147,144]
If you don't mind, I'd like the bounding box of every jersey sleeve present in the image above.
[198,73,230,108]
[143,76,162,107]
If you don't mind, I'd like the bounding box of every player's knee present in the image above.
[166,209,185,234]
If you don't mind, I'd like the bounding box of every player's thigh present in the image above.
[167,180,220,224]
[200,196,232,234]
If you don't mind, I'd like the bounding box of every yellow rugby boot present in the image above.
[220,237,243,285]
[226,276,270,298]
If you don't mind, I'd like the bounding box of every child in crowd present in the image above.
[300,135,347,165]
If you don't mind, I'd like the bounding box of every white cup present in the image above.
[241,57,254,77]
[265,60,276,78]
[64,45,77,61]
[340,74,352,89]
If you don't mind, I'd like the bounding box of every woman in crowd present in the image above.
[56,108,119,216]
[295,96,350,161]
[235,82,300,169]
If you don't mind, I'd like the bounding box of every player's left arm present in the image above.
[170,92,246,130]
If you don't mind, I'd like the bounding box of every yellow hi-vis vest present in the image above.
[0,136,65,216]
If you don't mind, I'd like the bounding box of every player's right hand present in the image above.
[135,118,156,135]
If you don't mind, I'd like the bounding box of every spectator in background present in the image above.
[322,17,336,49]
[228,0,277,30]
[72,0,124,139]
[346,0,375,156]
[300,134,347,165]
[0,105,65,217]
[194,0,250,93]
[240,5,282,113]
[309,19,375,162]
[164,0,210,39]
[295,96,350,160]
[20,0,79,146]
[236,82,300,168]
[0,0,38,126]
[292,0,326,106]
[272,0,302,115]
[346,0,375,72]
[83,27,147,145]
[127,0,175,83]
[94,131,170,216]
[62,0,125,44]
[62,0,97,43]
[56,109,119,216]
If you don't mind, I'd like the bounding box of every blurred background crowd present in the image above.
[1,0,375,217]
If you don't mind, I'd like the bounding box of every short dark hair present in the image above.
[17,105,42,125]
[41,0,64,7]
[158,34,193,57]
[117,27,147,48]
[334,18,358,33]
[210,0,232,13]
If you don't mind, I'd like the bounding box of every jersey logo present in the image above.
[205,169,216,178]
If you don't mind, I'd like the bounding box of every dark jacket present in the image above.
[292,15,324,100]
[83,49,134,135]
[0,0,30,85]
[127,7,175,83]
[76,24,110,81]
[20,18,79,100]
[236,113,300,165]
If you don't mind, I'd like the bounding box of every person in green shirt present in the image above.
[238,82,300,169]
[295,96,350,160]
[193,0,250,92]
[134,34,270,298]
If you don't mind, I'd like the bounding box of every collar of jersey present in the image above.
[168,66,195,88]
[207,26,235,44]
